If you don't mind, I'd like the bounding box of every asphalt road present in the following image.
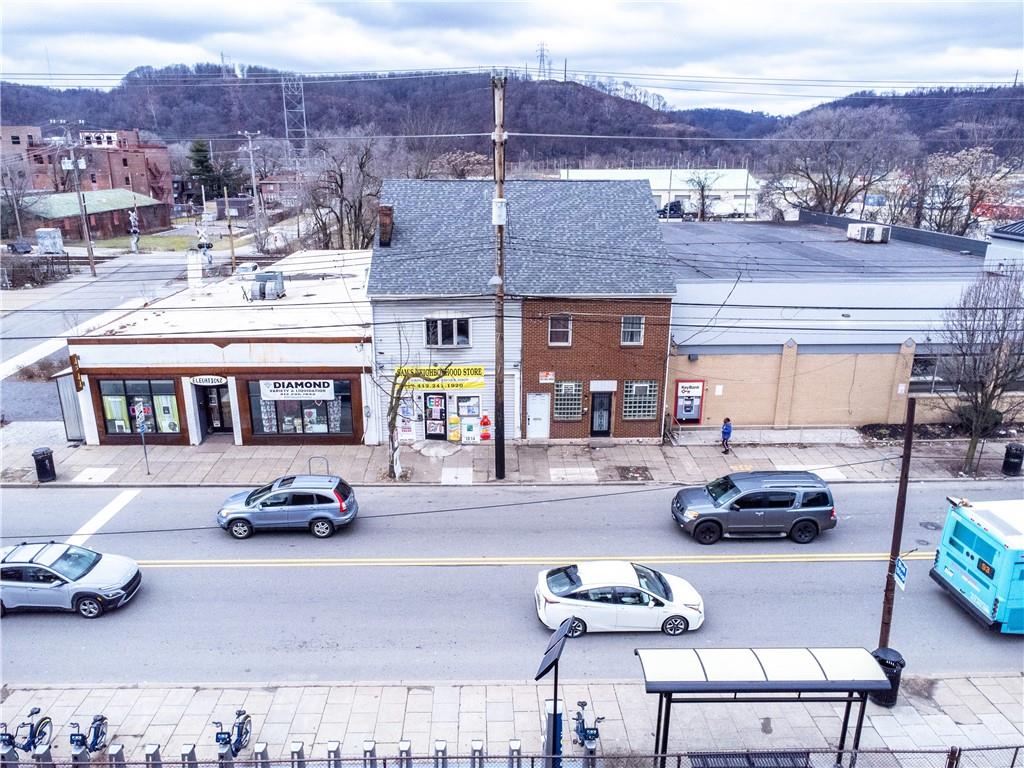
[1,480,1021,685]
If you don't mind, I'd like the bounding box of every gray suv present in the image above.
[217,474,358,539]
[672,471,836,545]
[0,543,142,618]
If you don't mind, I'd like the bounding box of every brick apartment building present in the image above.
[521,297,672,440]
[1,126,172,205]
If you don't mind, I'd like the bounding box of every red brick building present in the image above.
[521,297,672,441]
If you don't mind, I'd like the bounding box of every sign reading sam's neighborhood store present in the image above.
[259,379,335,400]
[395,365,485,390]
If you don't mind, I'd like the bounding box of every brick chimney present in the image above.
[378,204,394,247]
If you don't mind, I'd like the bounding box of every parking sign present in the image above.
[894,557,908,591]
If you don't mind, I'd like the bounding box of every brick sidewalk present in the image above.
[1,419,1016,487]
[2,677,1020,759]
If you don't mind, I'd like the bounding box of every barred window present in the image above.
[553,381,583,421]
[621,315,645,345]
[623,380,658,420]
[548,315,572,345]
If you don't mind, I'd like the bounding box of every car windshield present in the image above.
[633,563,671,601]
[47,546,101,581]
[546,566,581,596]
[705,476,740,505]
[245,483,275,506]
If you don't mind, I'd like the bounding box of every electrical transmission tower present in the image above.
[536,43,552,80]
[281,73,309,159]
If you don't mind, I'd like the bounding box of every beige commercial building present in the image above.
[663,214,1012,430]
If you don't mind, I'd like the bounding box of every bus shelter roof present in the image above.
[634,647,891,695]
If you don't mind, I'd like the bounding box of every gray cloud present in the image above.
[1,0,1020,115]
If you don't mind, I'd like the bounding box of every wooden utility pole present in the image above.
[223,186,237,273]
[492,76,508,480]
[879,397,916,648]
[62,126,96,276]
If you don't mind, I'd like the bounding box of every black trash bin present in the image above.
[1002,442,1023,477]
[870,647,905,707]
[32,447,56,483]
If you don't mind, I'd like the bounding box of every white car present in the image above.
[535,561,704,637]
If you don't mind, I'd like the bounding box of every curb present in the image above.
[1,476,1018,490]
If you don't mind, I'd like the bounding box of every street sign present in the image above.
[895,557,908,592]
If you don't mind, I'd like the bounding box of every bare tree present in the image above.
[935,268,1024,473]
[687,170,723,221]
[371,323,452,479]
[764,106,919,215]
[1,160,41,239]
[921,147,1011,236]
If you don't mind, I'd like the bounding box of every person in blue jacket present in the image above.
[721,417,733,454]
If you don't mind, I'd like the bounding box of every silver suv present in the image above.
[217,474,358,539]
[0,543,141,618]
[672,471,837,545]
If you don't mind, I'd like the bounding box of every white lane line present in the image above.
[66,490,140,546]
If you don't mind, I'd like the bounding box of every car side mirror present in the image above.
[730,503,741,511]
[47,579,63,587]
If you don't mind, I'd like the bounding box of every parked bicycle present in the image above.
[69,715,108,753]
[0,708,53,753]
[213,710,252,757]
[572,701,604,752]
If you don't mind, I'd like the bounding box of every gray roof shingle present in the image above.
[367,179,673,297]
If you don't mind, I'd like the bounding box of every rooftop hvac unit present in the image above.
[248,270,285,300]
[846,223,891,243]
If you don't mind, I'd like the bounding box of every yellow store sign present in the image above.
[396,365,486,390]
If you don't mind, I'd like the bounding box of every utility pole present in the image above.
[57,123,96,276]
[1,167,24,239]
[879,397,916,648]
[491,76,508,481]
[223,186,237,273]
[239,130,262,243]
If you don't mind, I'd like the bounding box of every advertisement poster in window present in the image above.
[398,398,416,443]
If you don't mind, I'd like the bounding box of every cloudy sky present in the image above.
[1,0,1021,114]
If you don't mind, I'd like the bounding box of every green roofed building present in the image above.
[14,188,171,242]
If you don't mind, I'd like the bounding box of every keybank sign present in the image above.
[259,379,335,401]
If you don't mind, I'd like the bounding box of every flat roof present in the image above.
[959,500,1024,548]
[78,250,372,339]
[635,647,890,694]
[661,222,986,282]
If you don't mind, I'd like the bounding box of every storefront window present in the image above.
[100,379,179,434]
[248,380,354,436]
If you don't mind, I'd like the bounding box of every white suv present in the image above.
[0,543,141,619]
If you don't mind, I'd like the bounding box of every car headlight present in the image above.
[100,587,125,598]
[683,509,698,520]
[683,602,702,612]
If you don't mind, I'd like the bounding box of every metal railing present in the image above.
[2,746,1020,768]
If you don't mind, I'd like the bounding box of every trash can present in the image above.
[1002,442,1023,477]
[870,647,905,707]
[32,447,56,483]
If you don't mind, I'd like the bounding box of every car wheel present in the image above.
[229,519,254,540]
[76,596,104,619]
[662,616,690,636]
[790,520,819,544]
[693,521,723,545]
[310,518,335,538]
[566,617,587,638]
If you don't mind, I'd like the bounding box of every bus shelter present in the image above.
[635,647,891,766]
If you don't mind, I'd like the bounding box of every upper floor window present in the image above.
[548,315,572,346]
[621,315,645,345]
[122,158,129,167]
[27,135,35,146]
[10,135,20,145]
[425,317,470,347]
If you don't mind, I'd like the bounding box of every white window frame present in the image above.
[424,316,471,348]
[622,380,658,420]
[553,381,583,421]
[548,314,572,346]
[621,315,645,346]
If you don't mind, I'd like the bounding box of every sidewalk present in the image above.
[0,420,1017,487]
[2,677,1020,759]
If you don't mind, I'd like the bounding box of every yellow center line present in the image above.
[137,551,936,568]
